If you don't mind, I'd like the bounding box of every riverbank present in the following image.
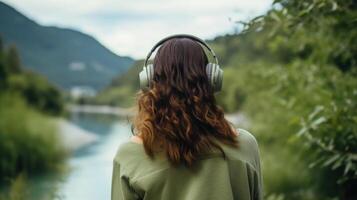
[67,104,134,117]
[57,119,99,152]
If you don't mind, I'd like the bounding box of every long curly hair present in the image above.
[132,38,239,167]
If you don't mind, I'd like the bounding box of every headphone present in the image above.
[139,34,223,93]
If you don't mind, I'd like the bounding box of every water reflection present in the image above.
[31,113,132,200]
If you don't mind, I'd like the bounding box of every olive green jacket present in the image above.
[111,128,263,200]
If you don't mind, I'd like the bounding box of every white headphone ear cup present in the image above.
[147,64,154,85]
[206,63,223,92]
[139,64,154,90]
[206,63,214,87]
[215,67,223,92]
[139,66,148,90]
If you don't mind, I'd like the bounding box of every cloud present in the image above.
[3,0,272,58]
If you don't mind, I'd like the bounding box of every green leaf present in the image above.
[311,116,327,128]
[344,161,352,175]
[308,106,324,120]
[322,154,340,167]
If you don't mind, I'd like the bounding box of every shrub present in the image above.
[0,92,67,182]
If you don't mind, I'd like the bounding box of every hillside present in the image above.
[0,2,134,90]
[89,60,143,106]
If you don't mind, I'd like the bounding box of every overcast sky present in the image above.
[3,0,272,59]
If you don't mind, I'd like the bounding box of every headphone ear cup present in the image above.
[206,63,214,87]
[206,63,223,92]
[214,66,223,92]
[139,64,154,90]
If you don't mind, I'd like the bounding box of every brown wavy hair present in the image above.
[132,37,239,167]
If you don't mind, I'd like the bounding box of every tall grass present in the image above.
[0,174,27,200]
[0,92,67,183]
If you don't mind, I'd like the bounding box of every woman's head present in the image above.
[152,38,210,94]
[133,37,238,167]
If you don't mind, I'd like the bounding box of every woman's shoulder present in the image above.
[219,128,261,169]
[113,137,171,179]
[236,128,259,149]
[113,139,144,163]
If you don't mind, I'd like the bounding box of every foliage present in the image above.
[6,72,64,115]
[0,36,67,195]
[297,72,357,197]
[245,0,356,71]
[5,45,21,74]
[212,0,357,199]
[85,60,143,107]
[0,92,67,182]
[0,174,28,200]
[0,61,6,89]
[0,37,64,115]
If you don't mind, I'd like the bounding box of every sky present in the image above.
[3,0,272,59]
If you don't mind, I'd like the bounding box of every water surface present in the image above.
[31,113,132,200]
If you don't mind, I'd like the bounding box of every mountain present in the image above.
[0,2,134,90]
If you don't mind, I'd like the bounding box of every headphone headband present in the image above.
[144,34,219,66]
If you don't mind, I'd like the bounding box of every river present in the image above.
[29,112,132,200]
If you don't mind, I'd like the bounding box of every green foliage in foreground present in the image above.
[0,174,27,200]
[224,59,356,199]
[0,92,67,182]
[0,172,62,200]
[298,82,357,196]
[213,0,357,199]
[0,37,67,189]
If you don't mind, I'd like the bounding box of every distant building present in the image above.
[70,86,96,99]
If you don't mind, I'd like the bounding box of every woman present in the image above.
[111,34,263,200]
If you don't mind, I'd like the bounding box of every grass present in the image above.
[0,92,67,183]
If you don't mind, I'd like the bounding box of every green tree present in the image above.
[238,0,357,199]
[7,72,64,115]
[0,36,3,52]
[0,62,6,88]
[6,45,22,74]
[0,37,7,88]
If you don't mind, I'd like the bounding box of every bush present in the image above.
[0,92,67,182]
[0,174,28,200]
[7,72,64,115]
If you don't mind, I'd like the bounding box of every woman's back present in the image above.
[112,35,263,200]
[111,128,263,200]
